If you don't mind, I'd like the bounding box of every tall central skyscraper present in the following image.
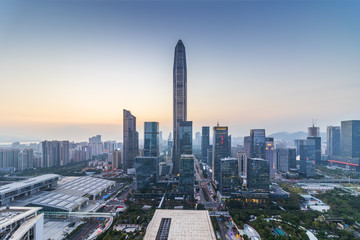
[123,109,139,173]
[173,40,187,174]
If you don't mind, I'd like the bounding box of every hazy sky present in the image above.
[1,0,359,142]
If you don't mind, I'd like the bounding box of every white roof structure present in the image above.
[30,192,88,212]
[0,174,61,194]
[144,210,216,240]
[244,224,261,240]
[55,176,115,197]
[0,207,41,229]
[0,206,44,240]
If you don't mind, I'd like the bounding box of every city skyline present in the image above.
[1,0,360,142]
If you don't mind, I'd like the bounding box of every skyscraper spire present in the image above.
[172,39,187,174]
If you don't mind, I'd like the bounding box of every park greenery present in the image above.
[98,205,156,240]
[317,188,360,224]
[228,183,358,240]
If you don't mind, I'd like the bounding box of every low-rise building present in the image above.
[144,209,216,240]
[0,206,44,240]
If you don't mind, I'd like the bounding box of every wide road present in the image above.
[69,219,98,240]
[195,160,220,210]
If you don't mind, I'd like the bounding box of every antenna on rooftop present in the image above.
[312,119,317,127]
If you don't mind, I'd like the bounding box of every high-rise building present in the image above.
[247,158,270,192]
[294,139,306,157]
[243,136,251,157]
[228,135,232,158]
[327,126,341,157]
[123,109,139,173]
[341,120,360,158]
[135,156,157,191]
[172,40,187,174]
[104,141,117,153]
[59,141,70,166]
[179,121,193,155]
[112,149,122,169]
[144,122,160,157]
[220,158,239,195]
[179,154,194,195]
[308,125,320,138]
[237,151,247,178]
[265,137,275,178]
[159,162,173,176]
[194,131,201,147]
[201,126,210,163]
[250,129,266,159]
[212,125,230,183]
[274,148,289,173]
[0,149,20,169]
[89,135,103,157]
[307,136,321,165]
[19,149,34,170]
[207,145,213,167]
[41,141,69,168]
[288,148,297,169]
[299,139,316,177]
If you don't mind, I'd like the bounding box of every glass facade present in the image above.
[265,137,275,178]
[237,151,247,178]
[144,122,160,157]
[274,148,289,173]
[288,148,297,169]
[179,154,194,194]
[212,126,230,183]
[220,158,239,195]
[179,121,192,155]
[299,139,316,177]
[247,158,270,192]
[172,40,187,174]
[341,120,360,158]
[201,126,210,163]
[135,157,157,191]
[250,129,266,159]
[307,136,321,165]
[327,126,341,157]
[123,109,139,172]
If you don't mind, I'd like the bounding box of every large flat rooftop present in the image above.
[55,176,115,197]
[144,209,216,240]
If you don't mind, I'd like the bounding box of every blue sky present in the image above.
[0,0,359,141]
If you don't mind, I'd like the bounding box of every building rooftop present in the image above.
[30,192,88,212]
[144,209,216,240]
[55,176,115,197]
[0,174,61,194]
[0,206,42,229]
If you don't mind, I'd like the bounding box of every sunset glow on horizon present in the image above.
[1,0,360,141]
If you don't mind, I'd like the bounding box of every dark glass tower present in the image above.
[123,109,139,172]
[144,122,159,157]
[299,139,316,177]
[135,156,157,191]
[173,40,187,174]
[341,120,360,158]
[250,129,266,159]
[201,126,210,163]
[220,158,239,195]
[179,121,193,155]
[179,154,195,195]
[247,158,270,192]
[212,125,230,183]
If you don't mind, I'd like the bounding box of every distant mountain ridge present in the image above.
[0,135,41,143]
[268,131,326,143]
